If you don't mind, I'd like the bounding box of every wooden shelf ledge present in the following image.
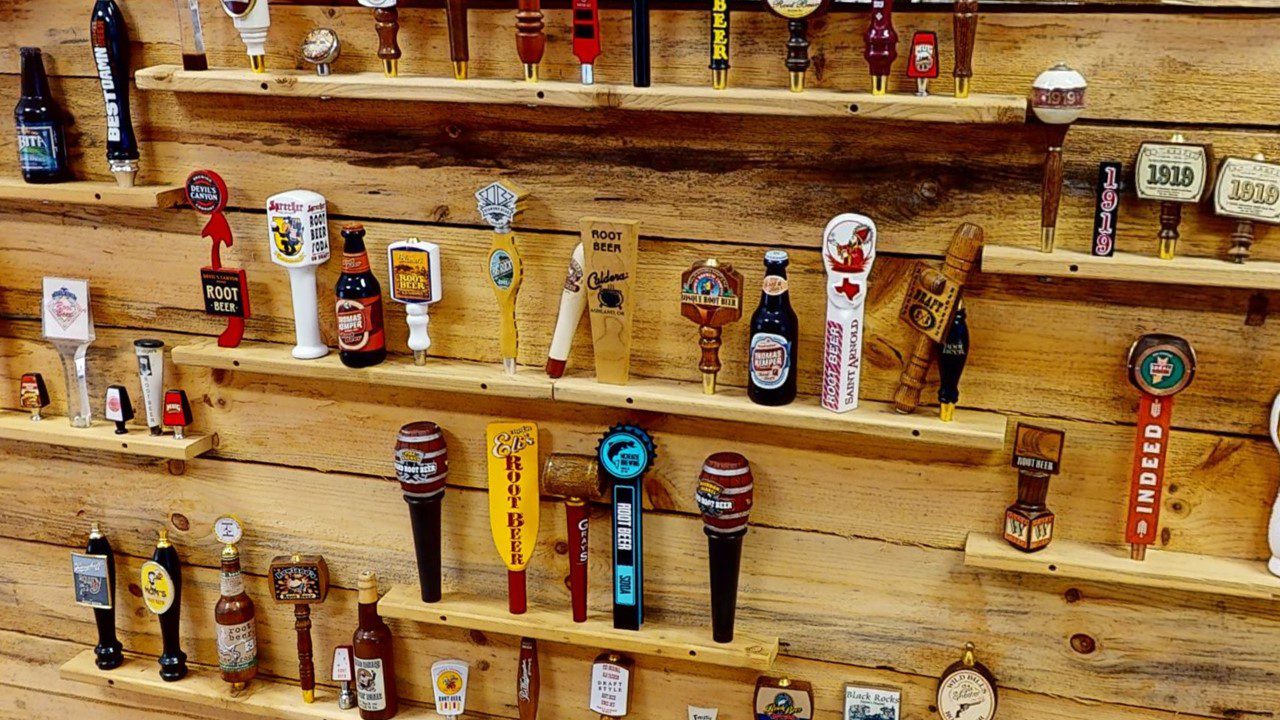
[61,649,437,719]
[136,65,1028,124]
[0,178,185,208]
[553,374,1008,449]
[963,532,1280,601]
[171,340,554,400]
[981,245,1280,291]
[0,410,213,461]
[378,585,778,670]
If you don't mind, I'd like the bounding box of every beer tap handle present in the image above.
[446,0,470,79]
[709,0,729,89]
[952,0,977,97]
[698,326,724,393]
[1158,201,1182,260]
[632,0,651,87]
[1041,134,1066,254]
[91,0,140,187]
[937,305,969,422]
[863,0,897,96]
[518,638,540,720]
[295,604,316,702]
[1268,392,1280,576]
[573,0,602,84]
[516,0,546,81]
[406,304,431,364]
[785,19,810,92]
[374,6,401,77]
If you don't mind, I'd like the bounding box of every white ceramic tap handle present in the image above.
[1269,392,1280,576]
[288,265,328,359]
[406,303,431,362]
[232,0,271,59]
[819,213,877,414]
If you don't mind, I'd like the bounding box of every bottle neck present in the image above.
[759,267,790,308]
[341,233,371,273]
[358,598,381,627]
[21,51,50,99]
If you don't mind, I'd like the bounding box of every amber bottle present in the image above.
[215,543,258,689]
[353,571,398,719]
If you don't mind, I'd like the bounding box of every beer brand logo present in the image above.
[695,480,731,516]
[761,276,789,296]
[1031,85,1086,111]
[436,669,464,696]
[766,0,824,20]
[564,257,584,293]
[186,171,227,215]
[760,693,803,720]
[824,220,874,274]
[72,552,111,609]
[909,32,938,78]
[20,376,44,409]
[336,297,380,351]
[90,36,123,143]
[490,250,515,289]
[681,267,738,308]
[711,0,729,61]
[588,270,629,290]
[272,216,305,259]
[140,560,175,615]
[749,333,790,390]
[1092,162,1121,257]
[476,183,518,231]
[201,268,248,317]
[598,432,650,480]
[49,286,84,331]
[106,393,121,414]
[1136,348,1189,395]
[937,669,995,720]
[271,565,322,601]
[390,247,434,303]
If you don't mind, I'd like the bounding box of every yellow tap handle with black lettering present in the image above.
[476,182,530,374]
[487,421,540,614]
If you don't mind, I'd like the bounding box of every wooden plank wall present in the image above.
[4,1,1280,718]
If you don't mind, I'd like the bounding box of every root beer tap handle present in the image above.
[163,389,193,439]
[477,182,530,375]
[544,454,603,622]
[375,6,401,77]
[936,305,969,422]
[598,425,656,631]
[632,0,650,87]
[73,523,124,670]
[1125,335,1195,561]
[952,0,977,97]
[1268,393,1280,577]
[19,373,49,421]
[820,214,877,413]
[907,31,938,96]
[893,223,983,414]
[269,554,329,702]
[446,0,470,78]
[709,0,729,89]
[1212,153,1278,263]
[220,0,270,72]
[488,422,540,614]
[573,0,601,84]
[518,638,540,720]
[547,244,587,378]
[696,453,753,644]
[680,260,743,394]
[863,0,897,95]
[141,529,187,681]
[516,0,546,81]
[764,0,828,93]
[1031,63,1087,253]
[396,421,450,602]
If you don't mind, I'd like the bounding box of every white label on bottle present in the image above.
[356,656,388,711]
[221,569,245,596]
[217,619,257,673]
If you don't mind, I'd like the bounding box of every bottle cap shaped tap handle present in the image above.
[1031,63,1087,253]
[937,304,969,422]
[163,389,193,439]
[19,373,50,421]
[764,0,831,93]
[680,259,743,395]
[1213,153,1280,263]
[268,190,331,360]
[1135,135,1211,260]
[42,277,95,428]
[141,529,187,681]
[396,421,450,602]
[598,424,656,631]
[1003,423,1065,552]
[516,0,546,81]
[907,31,938,97]
[518,638,540,720]
[188,171,250,348]
[104,385,134,434]
[388,239,442,365]
[301,28,340,76]
[573,0,602,84]
[269,554,329,702]
[863,0,897,95]
[432,659,470,717]
[90,0,140,187]
[583,217,641,385]
[1124,334,1195,561]
[477,182,530,375]
[952,0,977,97]
[133,339,165,435]
[544,453,603,622]
[893,224,983,414]
[446,0,470,78]
[696,452,753,644]
[487,422,541,614]
[820,214,877,414]
[72,522,124,670]
[709,0,729,89]
[547,243,587,379]
[357,0,400,77]
[221,0,270,72]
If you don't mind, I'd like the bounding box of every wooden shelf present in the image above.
[981,245,1280,291]
[963,532,1280,601]
[0,410,214,461]
[136,65,1028,124]
[553,374,1009,449]
[378,585,778,670]
[171,340,554,400]
[61,649,436,719]
[0,178,185,208]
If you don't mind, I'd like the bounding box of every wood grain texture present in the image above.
[983,244,1280,290]
[0,179,185,208]
[0,410,214,460]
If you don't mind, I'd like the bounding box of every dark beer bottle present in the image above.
[335,224,387,368]
[353,571,398,720]
[14,48,70,184]
[747,250,798,406]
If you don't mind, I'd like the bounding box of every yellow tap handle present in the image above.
[488,232,524,369]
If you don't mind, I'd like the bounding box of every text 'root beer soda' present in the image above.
[335,224,387,368]
[748,251,798,406]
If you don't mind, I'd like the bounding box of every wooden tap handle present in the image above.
[785,19,811,76]
[515,0,546,66]
[1041,146,1063,237]
[698,325,723,377]
[1230,219,1256,263]
[295,604,315,694]
[566,499,590,623]
[518,638,540,720]
[953,0,977,83]
[1159,201,1182,258]
[375,7,401,62]
[446,0,470,64]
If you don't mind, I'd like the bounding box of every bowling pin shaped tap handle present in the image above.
[142,529,188,681]
[696,452,754,644]
[477,182,530,374]
[573,0,602,84]
[388,239,443,365]
[820,214,877,414]
[709,0,729,89]
[487,422,540,614]
[680,260,743,395]
[1124,335,1195,561]
[546,243,587,379]
[269,554,329,703]
[863,0,897,95]
[516,0,546,81]
[396,421,450,602]
[544,454,603,622]
[221,0,270,72]
[73,523,124,670]
[268,190,331,360]
[445,0,470,78]
[1030,63,1087,252]
[937,305,969,422]
[952,0,977,97]
[91,0,140,187]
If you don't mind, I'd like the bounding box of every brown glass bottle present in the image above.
[215,544,258,689]
[335,224,387,368]
[353,571,398,719]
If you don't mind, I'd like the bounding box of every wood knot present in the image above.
[553,540,568,555]
[446,125,463,140]
[169,513,190,531]
[469,629,488,645]
[1064,588,1081,604]
[1070,633,1096,654]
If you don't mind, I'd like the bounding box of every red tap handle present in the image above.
[516,0,546,66]
[202,211,232,269]
[863,0,897,78]
[566,499,590,622]
[572,0,601,66]
[508,569,528,614]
